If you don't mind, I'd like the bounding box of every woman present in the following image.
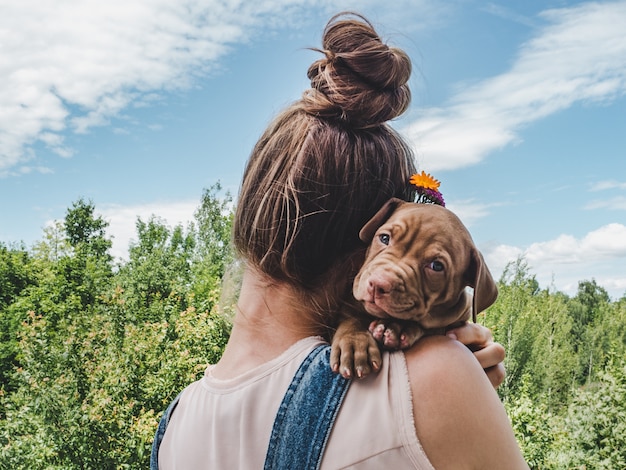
[154,12,527,469]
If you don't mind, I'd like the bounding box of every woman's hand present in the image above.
[446,323,505,388]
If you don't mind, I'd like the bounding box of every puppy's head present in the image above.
[353,198,497,328]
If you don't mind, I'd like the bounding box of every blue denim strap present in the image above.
[150,391,182,470]
[264,344,351,470]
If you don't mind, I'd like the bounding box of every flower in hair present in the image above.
[410,171,445,207]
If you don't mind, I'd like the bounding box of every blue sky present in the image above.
[1,0,625,299]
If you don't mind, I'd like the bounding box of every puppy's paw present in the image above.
[368,320,423,350]
[369,321,387,343]
[330,330,382,380]
[368,320,401,350]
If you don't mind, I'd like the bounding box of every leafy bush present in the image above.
[548,360,626,469]
[506,375,556,468]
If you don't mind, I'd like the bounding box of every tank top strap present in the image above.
[264,344,351,470]
[150,391,182,470]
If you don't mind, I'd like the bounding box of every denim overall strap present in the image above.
[264,344,351,470]
[150,391,182,470]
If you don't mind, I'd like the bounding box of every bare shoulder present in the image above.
[404,336,528,470]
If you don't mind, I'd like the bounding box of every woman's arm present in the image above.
[405,335,528,470]
[447,322,506,388]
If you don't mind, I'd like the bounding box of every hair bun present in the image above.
[302,12,411,128]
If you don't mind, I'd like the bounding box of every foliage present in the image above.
[0,188,232,468]
[0,187,625,467]
[548,359,626,469]
[486,258,577,407]
[0,243,37,392]
[116,216,196,324]
[505,374,555,468]
[481,257,626,466]
[190,182,235,313]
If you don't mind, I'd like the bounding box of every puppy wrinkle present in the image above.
[391,221,418,257]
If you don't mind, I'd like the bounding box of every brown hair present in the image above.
[233,12,416,296]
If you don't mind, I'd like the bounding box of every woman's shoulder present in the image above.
[404,334,483,384]
[403,335,490,435]
[403,335,528,470]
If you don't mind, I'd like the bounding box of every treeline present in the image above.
[485,260,626,468]
[0,186,625,469]
[0,184,233,469]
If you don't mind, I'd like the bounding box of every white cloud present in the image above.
[482,3,537,28]
[403,1,626,171]
[483,223,626,299]
[17,166,54,176]
[334,0,451,32]
[584,196,626,210]
[445,199,493,227]
[97,200,198,261]
[589,180,626,191]
[0,0,328,175]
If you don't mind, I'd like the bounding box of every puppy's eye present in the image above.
[428,260,445,272]
[378,233,390,245]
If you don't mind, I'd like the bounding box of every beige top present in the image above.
[158,336,435,469]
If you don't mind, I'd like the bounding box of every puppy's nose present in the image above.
[368,275,393,297]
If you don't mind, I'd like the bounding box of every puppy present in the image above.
[330,198,498,379]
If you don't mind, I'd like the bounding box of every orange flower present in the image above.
[410,171,441,192]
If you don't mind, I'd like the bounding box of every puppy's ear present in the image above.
[359,198,405,242]
[466,249,498,322]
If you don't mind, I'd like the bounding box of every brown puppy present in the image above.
[330,198,498,379]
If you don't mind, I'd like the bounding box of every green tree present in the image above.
[0,243,37,392]
[568,280,621,385]
[524,290,576,409]
[0,199,115,466]
[0,243,34,309]
[549,359,626,469]
[506,374,556,469]
[64,198,112,260]
[15,201,115,329]
[116,216,195,325]
[486,257,540,401]
[487,258,577,409]
[193,182,234,276]
[0,190,233,468]
[190,182,235,313]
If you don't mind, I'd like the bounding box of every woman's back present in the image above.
[158,336,435,469]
